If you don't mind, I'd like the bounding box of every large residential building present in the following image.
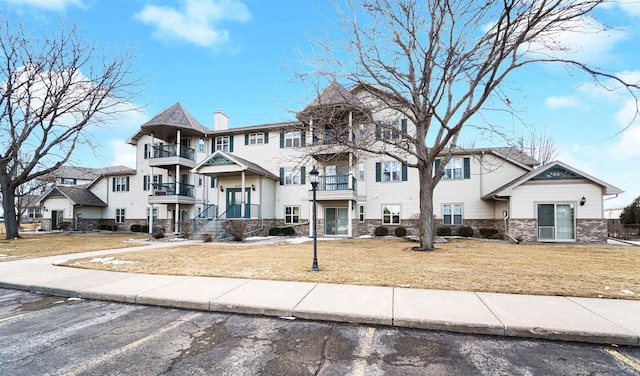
[38,82,623,242]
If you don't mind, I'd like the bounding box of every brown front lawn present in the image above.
[0,233,150,261]
[59,238,640,300]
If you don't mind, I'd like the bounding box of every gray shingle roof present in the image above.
[301,81,366,113]
[440,147,539,168]
[51,186,107,207]
[128,103,212,143]
[40,165,136,182]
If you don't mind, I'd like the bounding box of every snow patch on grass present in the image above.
[90,257,137,265]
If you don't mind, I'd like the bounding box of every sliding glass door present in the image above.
[537,203,575,241]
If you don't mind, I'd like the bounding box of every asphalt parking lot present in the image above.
[1,288,640,375]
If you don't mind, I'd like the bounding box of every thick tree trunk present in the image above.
[417,163,435,251]
[1,179,20,239]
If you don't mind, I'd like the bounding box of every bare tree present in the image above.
[516,130,558,165]
[298,0,639,250]
[0,18,141,239]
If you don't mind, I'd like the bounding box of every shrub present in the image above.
[268,227,281,236]
[130,224,141,233]
[374,226,389,236]
[394,226,407,237]
[437,226,452,236]
[281,227,296,236]
[152,230,165,239]
[457,226,474,237]
[227,220,247,241]
[479,228,499,239]
[202,233,213,243]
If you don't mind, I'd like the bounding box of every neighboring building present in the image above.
[39,83,622,242]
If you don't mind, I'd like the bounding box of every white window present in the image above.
[382,161,401,182]
[215,136,230,152]
[358,162,365,181]
[60,178,76,185]
[144,175,162,190]
[285,206,300,224]
[358,123,366,138]
[28,208,42,218]
[382,205,401,224]
[443,158,462,179]
[248,133,264,145]
[358,204,365,222]
[443,204,462,225]
[285,131,301,148]
[284,167,301,185]
[198,138,205,152]
[146,207,158,222]
[115,208,126,223]
[114,177,128,192]
[379,120,401,140]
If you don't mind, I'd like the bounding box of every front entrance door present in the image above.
[325,207,348,235]
[226,188,251,218]
[537,203,575,241]
[51,210,63,230]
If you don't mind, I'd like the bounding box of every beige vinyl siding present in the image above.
[510,181,604,219]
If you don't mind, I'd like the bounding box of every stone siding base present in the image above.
[508,218,608,243]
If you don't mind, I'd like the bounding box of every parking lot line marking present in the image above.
[0,313,29,322]
[353,326,376,376]
[604,348,640,372]
[63,312,202,376]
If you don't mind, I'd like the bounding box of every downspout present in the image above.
[494,196,520,243]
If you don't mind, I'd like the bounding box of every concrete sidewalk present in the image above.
[1,243,639,347]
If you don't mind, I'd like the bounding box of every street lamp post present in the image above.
[309,166,320,272]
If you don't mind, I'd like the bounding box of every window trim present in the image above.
[442,203,463,225]
[115,208,126,223]
[248,132,265,145]
[284,131,301,148]
[382,161,401,182]
[215,136,230,152]
[284,205,300,224]
[382,204,401,225]
[358,204,365,222]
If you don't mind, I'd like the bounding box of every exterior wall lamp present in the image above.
[309,166,320,272]
[220,186,224,192]
[251,184,256,191]
[580,196,586,206]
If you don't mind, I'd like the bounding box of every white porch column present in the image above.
[348,201,353,238]
[176,129,181,158]
[241,171,246,218]
[149,132,155,234]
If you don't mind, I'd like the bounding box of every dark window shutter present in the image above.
[264,132,269,144]
[375,123,381,140]
[375,162,381,182]
[112,177,115,191]
[143,175,148,191]
[301,131,306,147]
[464,157,471,179]
[144,144,148,159]
[212,138,216,153]
[301,166,306,185]
[229,136,234,152]
[402,164,408,181]
[280,132,284,148]
[401,119,407,139]
[434,159,441,177]
[210,177,216,188]
[279,167,284,185]
[126,176,130,191]
[245,134,249,145]
[158,175,163,185]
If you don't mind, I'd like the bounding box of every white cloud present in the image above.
[601,0,640,17]
[134,0,251,48]
[526,16,628,65]
[545,95,580,109]
[108,139,137,168]
[1,0,83,11]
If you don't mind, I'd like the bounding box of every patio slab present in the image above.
[293,283,393,326]
[394,289,505,335]
[135,276,251,311]
[478,293,638,345]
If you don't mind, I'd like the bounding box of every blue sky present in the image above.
[2,0,639,209]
